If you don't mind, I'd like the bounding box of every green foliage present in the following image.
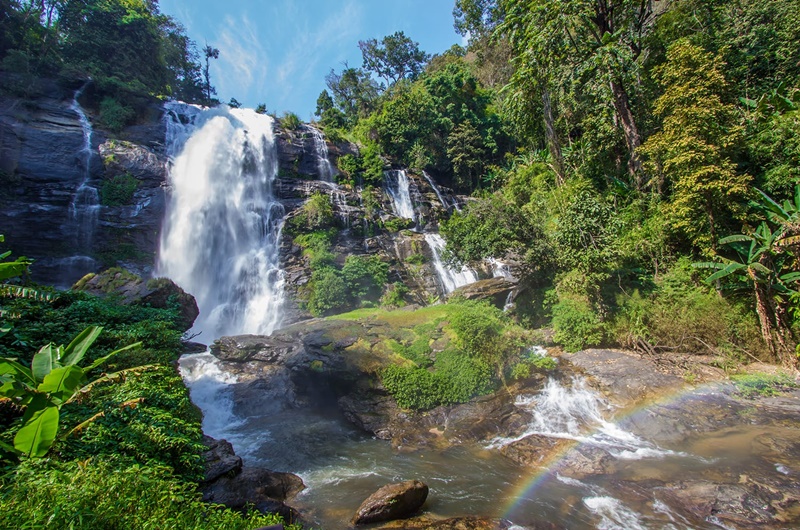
[381,282,408,308]
[99,97,136,132]
[342,255,389,301]
[731,372,798,399]
[0,326,141,458]
[405,253,426,265]
[383,217,415,233]
[307,267,348,317]
[358,31,430,85]
[448,299,504,358]
[282,111,301,130]
[100,174,138,206]
[301,192,334,230]
[0,235,31,282]
[0,458,296,530]
[551,297,606,353]
[380,349,493,410]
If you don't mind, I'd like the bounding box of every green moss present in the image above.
[100,174,138,206]
[731,373,798,399]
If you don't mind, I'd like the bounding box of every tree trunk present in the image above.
[541,86,566,185]
[609,78,643,187]
[754,283,777,357]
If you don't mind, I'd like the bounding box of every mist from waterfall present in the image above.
[158,105,285,339]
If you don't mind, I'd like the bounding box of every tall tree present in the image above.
[324,65,380,126]
[202,44,219,104]
[358,31,430,86]
[640,39,750,253]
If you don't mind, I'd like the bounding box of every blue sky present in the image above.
[159,0,464,119]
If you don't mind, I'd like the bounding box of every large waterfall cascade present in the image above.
[158,105,286,338]
[69,82,100,250]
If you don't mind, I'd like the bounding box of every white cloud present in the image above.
[211,13,269,104]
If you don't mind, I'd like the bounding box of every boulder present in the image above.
[201,436,242,483]
[73,268,199,331]
[352,480,429,525]
[449,278,517,309]
[202,467,305,509]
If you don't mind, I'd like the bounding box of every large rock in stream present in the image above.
[352,480,429,525]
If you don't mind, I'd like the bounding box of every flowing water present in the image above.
[158,105,285,339]
[384,169,416,221]
[424,233,479,294]
[309,126,337,182]
[181,352,759,529]
[422,171,452,210]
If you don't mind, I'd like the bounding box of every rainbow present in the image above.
[498,380,722,521]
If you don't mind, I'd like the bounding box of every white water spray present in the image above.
[422,170,451,209]
[384,169,416,221]
[158,106,285,338]
[424,233,478,294]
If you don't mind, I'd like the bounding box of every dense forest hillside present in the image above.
[310,0,800,368]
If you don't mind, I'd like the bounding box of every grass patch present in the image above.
[731,373,798,399]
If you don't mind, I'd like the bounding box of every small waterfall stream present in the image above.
[67,82,100,252]
[424,233,478,294]
[309,126,336,182]
[384,169,416,221]
[158,105,285,338]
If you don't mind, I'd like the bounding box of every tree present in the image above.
[314,89,345,128]
[498,0,659,186]
[640,39,750,253]
[358,31,430,86]
[325,66,380,126]
[697,216,799,368]
[446,121,486,190]
[202,44,219,104]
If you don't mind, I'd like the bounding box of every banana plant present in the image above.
[0,327,141,458]
[0,234,32,282]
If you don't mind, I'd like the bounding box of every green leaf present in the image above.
[62,326,103,367]
[749,262,772,276]
[0,359,36,387]
[692,261,725,270]
[719,234,753,245]
[14,395,59,458]
[31,344,57,383]
[780,272,800,282]
[0,439,19,455]
[86,341,142,372]
[705,262,746,283]
[37,366,86,404]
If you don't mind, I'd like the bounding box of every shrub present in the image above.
[99,97,136,132]
[100,174,138,206]
[302,192,334,229]
[342,255,389,302]
[307,267,348,316]
[731,373,797,399]
[384,217,415,232]
[551,296,605,352]
[281,111,301,130]
[448,299,504,358]
[381,282,408,308]
[406,253,426,265]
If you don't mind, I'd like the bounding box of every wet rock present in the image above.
[498,435,575,467]
[352,479,429,525]
[72,268,199,331]
[449,278,517,309]
[659,481,784,528]
[376,515,525,529]
[202,467,305,508]
[201,436,242,483]
[563,349,685,406]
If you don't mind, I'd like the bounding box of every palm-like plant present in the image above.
[695,188,800,367]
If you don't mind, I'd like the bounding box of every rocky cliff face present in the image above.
[1,81,512,316]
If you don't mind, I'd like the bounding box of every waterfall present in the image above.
[69,81,100,251]
[384,169,416,221]
[158,105,285,338]
[424,233,478,294]
[309,126,336,182]
[422,171,450,209]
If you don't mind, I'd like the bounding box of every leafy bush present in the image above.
[302,192,334,229]
[448,299,505,358]
[406,253,426,265]
[307,267,348,316]
[342,254,389,302]
[282,111,302,130]
[100,174,138,206]
[551,297,606,352]
[99,97,136,132]
[381,282,408,308]
[384,217,415,232]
